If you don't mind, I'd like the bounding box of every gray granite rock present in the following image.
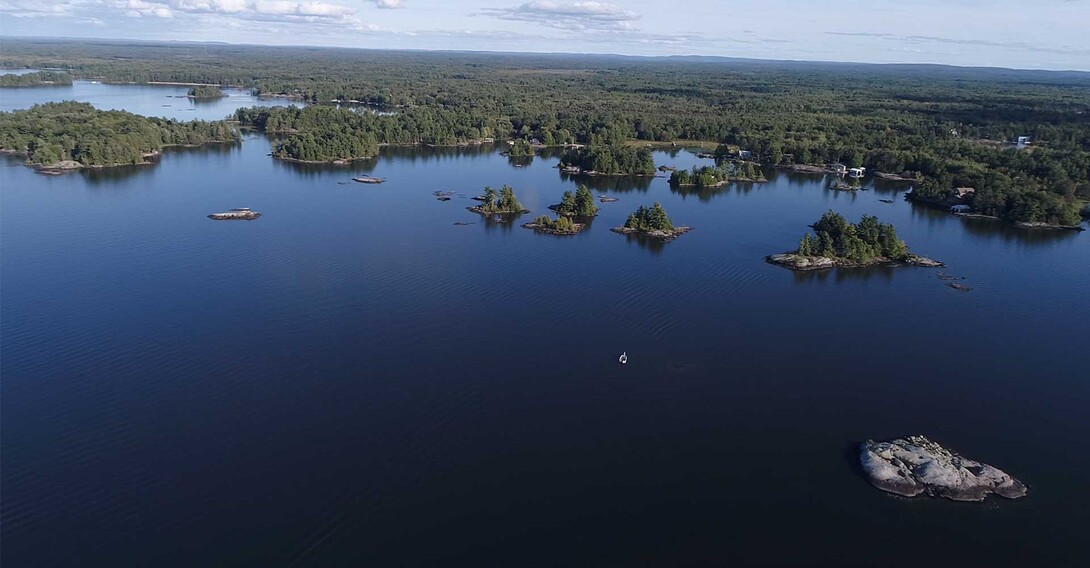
[860,436,1027,502]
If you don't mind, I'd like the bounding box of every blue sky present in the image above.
[1,1,1088,70]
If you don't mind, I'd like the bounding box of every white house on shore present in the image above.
[848,167,866,178]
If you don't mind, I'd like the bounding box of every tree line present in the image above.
[0,71,73,88]
[3,39,1088,221]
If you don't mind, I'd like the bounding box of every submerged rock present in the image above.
[860,436,1027,502]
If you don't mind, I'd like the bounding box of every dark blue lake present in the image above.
[2,122,1089,564]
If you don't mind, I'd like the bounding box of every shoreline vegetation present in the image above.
[767,211,942,271]
[0,102,239,170]
[0,71,73,88]
[907,188,1085,230]
[612,202,690,241]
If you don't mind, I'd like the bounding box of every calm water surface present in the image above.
[2,95,1089,566]
[0,79,294,120]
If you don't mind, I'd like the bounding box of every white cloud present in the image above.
[480,1,640,32]
[0,0,79,18]
[156,0,356,22]
[116,0,174,18]
[372,0,402,8]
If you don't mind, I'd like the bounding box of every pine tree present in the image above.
[798,233,814,256]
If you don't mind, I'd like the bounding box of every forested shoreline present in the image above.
[0,102,239,168]
[1,39,1088,224]
[0,71,73,88]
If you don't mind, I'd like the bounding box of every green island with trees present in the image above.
[670,162,765,187]
[0,71,73,88]
[550,184,599,217]
[612,202,690,241]
[506,139,534,158]
[187,85,226,99]
[559,146,655,176]
[523,215,584,235]
[767,211,942,271]
[1,39,1088,226]
[467,185,528,218]
[0,101,240,169]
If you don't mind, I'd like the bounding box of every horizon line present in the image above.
[2,35,1088,75]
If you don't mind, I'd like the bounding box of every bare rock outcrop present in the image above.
[860,436,1027,502]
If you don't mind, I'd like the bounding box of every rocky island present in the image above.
[766,211,942,271]
[467,185,529,219]
[208,208,261,220]
[860,436,1027,502]
[611,202,691,241]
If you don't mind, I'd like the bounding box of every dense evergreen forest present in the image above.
[0,102,239,167]
[2,39,1089,223]
[0,71,72,87]
[797,212,908,262]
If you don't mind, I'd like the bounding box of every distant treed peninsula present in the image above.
[0,71,73,88]
[1,39,1088,225]
[0,102,239,169]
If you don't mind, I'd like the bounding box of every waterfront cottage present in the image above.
[953,187,976,199]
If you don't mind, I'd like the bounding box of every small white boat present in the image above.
[618,352,628,364]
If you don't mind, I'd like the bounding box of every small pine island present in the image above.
[611,202,691,241]
[549,184,599,217]
[467,185,529,219]
[767,211,943,270]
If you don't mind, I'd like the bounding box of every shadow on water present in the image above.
[507,155,533,169]
[477,211,525,233]
[842,440,870,485]
[669,181,763,202]
[81,164,157,186]
[907,200,1085,246]
[270,157,380,179]
[789,265,897,284]
[558,171,654,193]
[379,143,502,164]
[616,232,669,254]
